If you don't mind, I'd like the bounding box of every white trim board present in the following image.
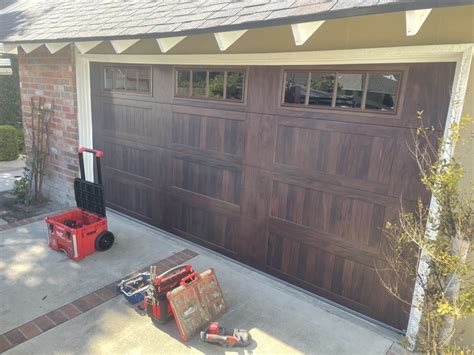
[75,49,94,181]
[78,44,472,65]
[75,43,474,344]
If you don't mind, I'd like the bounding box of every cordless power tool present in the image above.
[200,322,251,347]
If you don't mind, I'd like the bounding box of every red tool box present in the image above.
[144,264,194,325]
[45,148,114,261]
[167,269,227,341]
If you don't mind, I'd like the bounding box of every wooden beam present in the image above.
[156,36,186,53]
[21,43,43,54]
[45,42,70,54]
[213,30,247,51]
[405,9,432,36]
[110,39,140,54]
[75,41,102,54]
[291,20,325,46]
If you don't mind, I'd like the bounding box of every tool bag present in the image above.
[118,272,150,304]
[144,264,194,324]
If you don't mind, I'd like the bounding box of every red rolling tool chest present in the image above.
[45,148,114,261]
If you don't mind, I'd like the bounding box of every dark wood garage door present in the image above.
[90,62,455,331]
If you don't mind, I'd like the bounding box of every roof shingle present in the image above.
[0,0,469,43]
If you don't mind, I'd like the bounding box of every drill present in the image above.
[200,322,251,347]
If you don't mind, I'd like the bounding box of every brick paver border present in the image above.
[0,248,198,353]
[0,214,49,232]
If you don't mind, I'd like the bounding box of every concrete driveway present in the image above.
[0,158,25,193]
[0,211,401,354]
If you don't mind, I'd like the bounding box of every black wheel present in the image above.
[95,231,114,251]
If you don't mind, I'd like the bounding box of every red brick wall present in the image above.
[18,45,78,204]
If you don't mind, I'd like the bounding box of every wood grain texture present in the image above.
[91,62,455,331]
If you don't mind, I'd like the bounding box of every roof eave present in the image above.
[1,0,471,44]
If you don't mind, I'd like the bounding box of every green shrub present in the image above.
[0,125,18,161]
[0,54,21,127]
[16,127,25,154]
[13,174,30,204]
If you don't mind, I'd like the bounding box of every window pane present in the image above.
[104,67,113,90]
[308,73,335,106]
[335,73,363,109]
[284,72,307,105]
[176,70,190,96]
[192,71,207,97]
[208,71,224,99]
[226,71,244,101]
[126,68,138,91]
[138,68,150,93]
[365,73,400,112]
[113,68,126,90]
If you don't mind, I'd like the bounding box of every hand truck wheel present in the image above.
[95,231,115,251]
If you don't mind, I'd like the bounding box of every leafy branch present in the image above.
[377,113,473,353]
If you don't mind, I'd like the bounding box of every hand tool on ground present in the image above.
[200,322,251,347]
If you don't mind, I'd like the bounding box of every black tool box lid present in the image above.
[74,178,106,217]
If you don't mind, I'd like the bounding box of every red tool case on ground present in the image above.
[45,148,114,261]
[145,265,194,324]
[167,269,227,341]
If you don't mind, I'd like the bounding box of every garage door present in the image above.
[90,62,455,331]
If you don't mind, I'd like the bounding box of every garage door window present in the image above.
[335,73,364,109]
[365,73,401,111]
[175,68,245,102]
[282,70,401,113]
[104,66,151,94]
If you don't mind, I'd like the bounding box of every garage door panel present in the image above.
[102,141,154,180]
[102,100,154,142]
[166,197,237,254]
[244,113,277,168]
[388,131,442,203]
[271,172,401,209]
[171,109,245,158]
[266,231,407,328]
[269,218,382,265]
[270,181,385,251]
[241,166,273,219]
[266,232,373,312]
[171,156,242,206]
[274,125,396,189]
[401,63,455,130]
[104,176,154,223]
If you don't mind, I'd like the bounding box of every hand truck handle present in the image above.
[78,147,104,185]
[79,147,104,157]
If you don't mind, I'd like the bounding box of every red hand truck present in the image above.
[45,147,114,261]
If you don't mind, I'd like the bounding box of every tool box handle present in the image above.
[180,272,200,285]
[78,147,104,185]
[154,264,192,284]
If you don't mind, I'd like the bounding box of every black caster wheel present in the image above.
[95,231,115,251]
